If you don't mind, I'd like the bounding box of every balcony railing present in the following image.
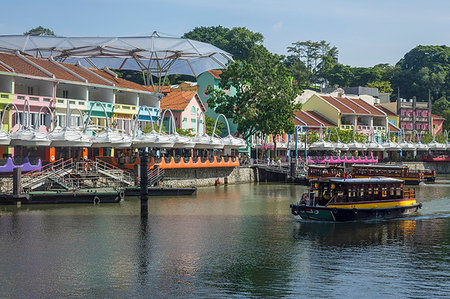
[373,126,386,131]
[87,101,114,112]
[13,94,52,106]
[357,125,370,131]
[55,97,88,110]
[340,124,354,130]
[114,103,138,114]
[0,92,12,104]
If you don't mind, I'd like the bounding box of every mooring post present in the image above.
[13,167,22,206]
[140,150,149,217]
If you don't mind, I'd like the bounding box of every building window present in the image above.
[183,117,187,129]
[62,90,69,98]
[191,118,196,132]
[191,106,196,115]
[27,86,34,95]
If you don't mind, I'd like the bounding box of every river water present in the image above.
[0,178,449,298]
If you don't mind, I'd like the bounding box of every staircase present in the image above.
[75,158,134,186]
[22,158,80,191]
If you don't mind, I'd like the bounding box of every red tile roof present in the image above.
[388,122,400,132]
[0,52,51,78]
[91,69,155,92]
[62,63,112,85]
[320,96,355,114]
[27,56,83,82]
[207,70,223,79]
[375,104,397,116]
[320,95,385,116]
[0,63,11,72]
[160,91,198,111]
[348,97,385,116]
[294,110,336,127]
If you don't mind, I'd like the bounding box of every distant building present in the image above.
[170,81,198,92]
[432,114,445,135]
[397,96,432,135]
[302,93,389,136]
[196,70,238,135]
[321,86,390,104]
[160,91,206,134]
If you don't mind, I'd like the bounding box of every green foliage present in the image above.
[204,115,225,136]
[176,128,195,137]
[421,132,447,144]
[207,45,300,140]
[183,26,264,61]
[24,26,55,36]
[287,40,338,86]
[432,96,449,114]
[366,81,394,94]
[142,123,165,134]
[394,45,450,101]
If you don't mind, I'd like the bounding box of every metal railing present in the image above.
[21,158,80,191]
[75,158,134,186]
[147,167,165,186]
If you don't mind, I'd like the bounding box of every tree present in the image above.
[394,45,450,101]
[207,45,300,142]
[366,81,394,94]
[432,96,449,115]
[183,26,264,61]
[287,40,338,86]
[205,115,224,136]
[24,26,55,36]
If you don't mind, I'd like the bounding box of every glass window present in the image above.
[191,118,196,132]
[183,117,188,130]
[191,106,196,115]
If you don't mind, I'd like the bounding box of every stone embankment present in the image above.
[404,162,450,174]
[160,166,256,188]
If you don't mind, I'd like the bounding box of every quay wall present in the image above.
[161,166,256,188]
[404,162,450,174]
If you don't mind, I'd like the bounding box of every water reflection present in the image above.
[0,181,449,297]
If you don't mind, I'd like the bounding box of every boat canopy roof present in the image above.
[352,164,407,169]
[308,164,345,169]
[315,177,404,184]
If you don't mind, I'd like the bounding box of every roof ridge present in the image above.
[345,97,371,114]
[49,57,87,83]
[0,59,14,72]
[303,110,324,126]
[79,63,114,86]
[329,96,355,114]
[16,51,54,78]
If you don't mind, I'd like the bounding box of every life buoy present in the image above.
[50,155,55,162]
[94,196,100,205]
[332,207,338,214]
[119,190,125,200]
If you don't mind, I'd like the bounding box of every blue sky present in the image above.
[1,0,449,67]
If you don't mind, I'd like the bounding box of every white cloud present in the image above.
[272,21,283,32]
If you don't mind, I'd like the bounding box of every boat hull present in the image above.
[290,204,421,222]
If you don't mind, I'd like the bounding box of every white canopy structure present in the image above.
[49,102,92,147]
[9,100,52,147]
[0,33,233,92]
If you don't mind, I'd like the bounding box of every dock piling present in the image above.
[140,151,149,217]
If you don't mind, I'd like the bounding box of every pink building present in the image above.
[432,114,445,135]
[160,91,206,134]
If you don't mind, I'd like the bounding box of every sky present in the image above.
[1,0,449,67]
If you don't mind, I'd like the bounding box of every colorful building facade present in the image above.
[0,51,161,159]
